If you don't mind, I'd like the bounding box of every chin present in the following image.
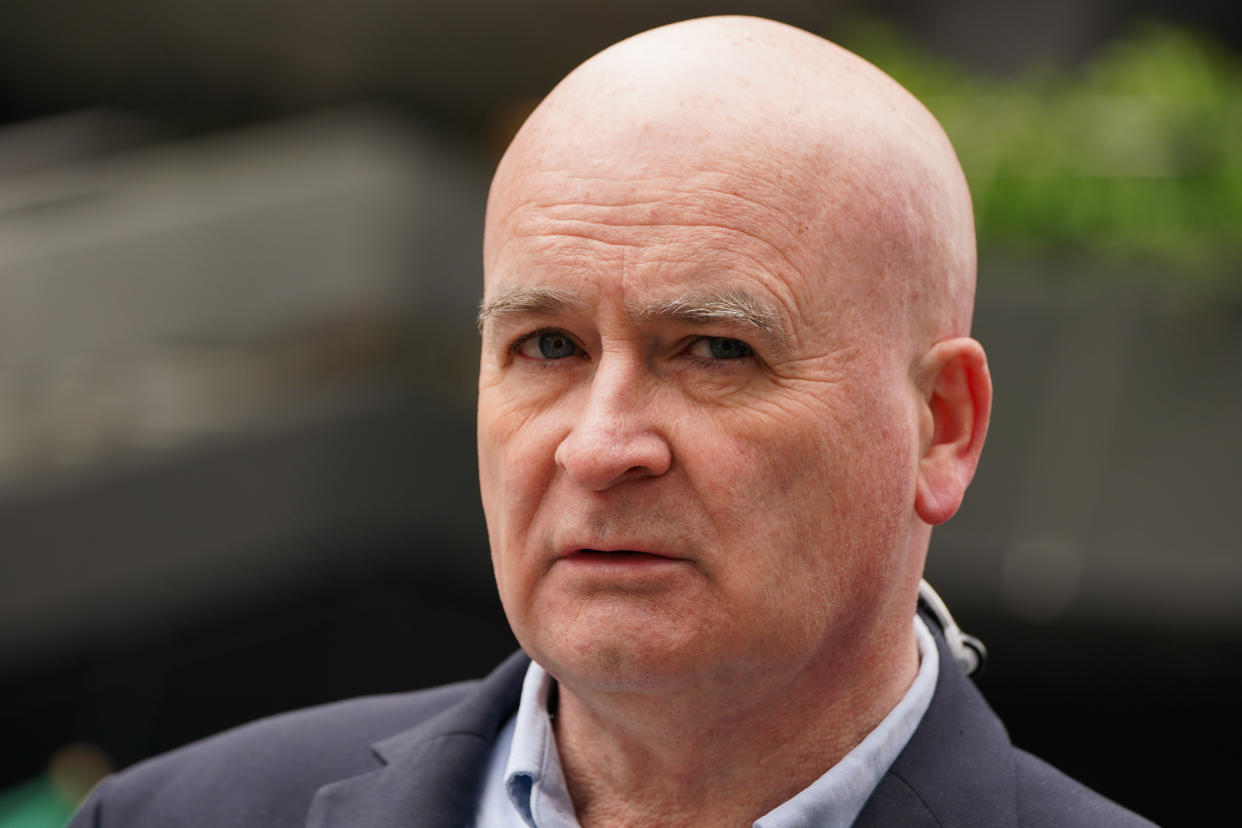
[526,617,731,697]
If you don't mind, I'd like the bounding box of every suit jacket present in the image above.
[69,619,1156,827]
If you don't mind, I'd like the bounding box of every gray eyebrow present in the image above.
[637,291,788,346]
[477,287,585,332]
[477,285,790,350]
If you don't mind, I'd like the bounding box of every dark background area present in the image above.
[2,3,1240,826]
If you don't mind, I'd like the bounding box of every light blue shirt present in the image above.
[474,616,939,828]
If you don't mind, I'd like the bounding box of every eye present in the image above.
[515,329,581,360]
[687,336,753,360]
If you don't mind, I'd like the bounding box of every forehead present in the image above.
[483,163,830,317]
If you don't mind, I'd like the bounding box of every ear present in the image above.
[914,337,992,526]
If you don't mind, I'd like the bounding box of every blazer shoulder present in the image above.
[155,679,479,773]
[69,681,479,828]
[858,616,1157,828]
[1014,749,1159,828]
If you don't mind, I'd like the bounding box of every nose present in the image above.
[554,358,672,491]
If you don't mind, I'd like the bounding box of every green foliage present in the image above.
[839,20,1242,279]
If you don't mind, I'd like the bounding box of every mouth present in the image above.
[569,548,668,560]
[560,548,686,566]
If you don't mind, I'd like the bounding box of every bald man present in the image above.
[70,16,1155,828]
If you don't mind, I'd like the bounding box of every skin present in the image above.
[477,16,991,827]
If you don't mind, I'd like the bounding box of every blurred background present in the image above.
[1,2,1239,826]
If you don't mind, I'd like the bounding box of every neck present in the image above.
[551,622,920,828]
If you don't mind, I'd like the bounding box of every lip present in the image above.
[558,544,684,560]
[556,547,690,569]
[567,549,673,560]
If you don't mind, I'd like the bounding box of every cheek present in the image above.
[478,402,558,638]
[697,396,843,508]
[676,408,835,601]
[697,386,918,581]
[477,394,562,556]
[479,385,561,477]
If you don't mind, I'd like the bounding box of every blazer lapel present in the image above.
[303,625,1020,827]
[854,617,1019,828]
[305,651,529,828]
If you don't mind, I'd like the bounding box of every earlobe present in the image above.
[914,338,991,526]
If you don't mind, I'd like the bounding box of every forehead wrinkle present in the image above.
[504,214,811,300]
[477,286,585,332]
[498,168,810,261]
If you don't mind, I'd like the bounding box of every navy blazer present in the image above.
[69,620,1156,827]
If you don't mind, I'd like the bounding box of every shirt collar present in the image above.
[502,661,577,828]
[500,616,939,828]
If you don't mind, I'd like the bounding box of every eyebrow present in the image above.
[477,285,790,349]
[637,291,785,342]
[477,287,585,331]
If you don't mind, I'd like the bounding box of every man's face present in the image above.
[477,156,926,700]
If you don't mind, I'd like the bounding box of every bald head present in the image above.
[478,17,993,736]
[486,15,977,346]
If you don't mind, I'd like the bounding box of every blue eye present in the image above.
[516,330,580,360]
[707,337,751,359]
[539,331,578,358]
[690,336,753,360]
